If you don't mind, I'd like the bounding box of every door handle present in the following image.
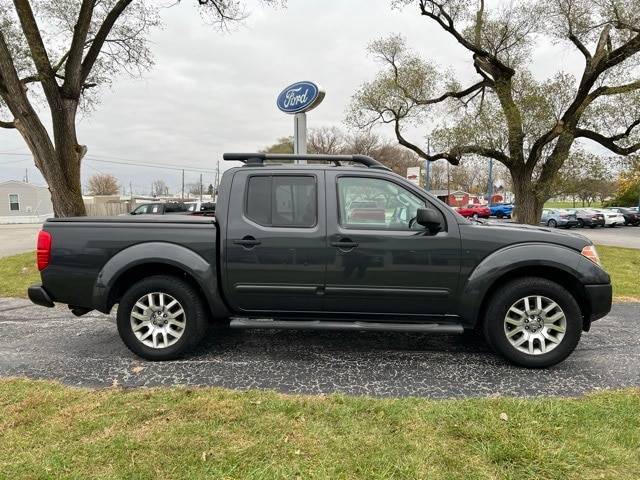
[233,237,261,246]
[330,240,359,248]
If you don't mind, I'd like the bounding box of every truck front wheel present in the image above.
[117,275,208,361]
[482,277,582,368]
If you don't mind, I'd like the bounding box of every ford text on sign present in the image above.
[277,81,325,114]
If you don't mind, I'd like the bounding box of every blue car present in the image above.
[540,208,579,228]
[489,203,514,218]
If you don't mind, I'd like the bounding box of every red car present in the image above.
[455,204,491,219]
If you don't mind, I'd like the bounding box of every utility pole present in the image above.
[487,158,494,205]
[199,173,203,201]
[214,161,220,199]
[425,139,430,191]
[181,169,185,199]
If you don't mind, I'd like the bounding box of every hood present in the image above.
[467,220,592,249]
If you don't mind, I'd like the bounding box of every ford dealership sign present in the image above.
[277,81,325,114]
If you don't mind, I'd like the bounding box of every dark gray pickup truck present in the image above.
[29,153,612,367]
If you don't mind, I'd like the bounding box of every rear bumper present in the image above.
[28,284,55,308]
[585,283,613,323]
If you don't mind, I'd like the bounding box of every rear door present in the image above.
[323,172,462,316]
[223,169,327,313]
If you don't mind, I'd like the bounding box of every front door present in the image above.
[224,170,326,313]
[324,172,462,316]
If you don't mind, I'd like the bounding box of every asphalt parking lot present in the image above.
[1,298,638,398]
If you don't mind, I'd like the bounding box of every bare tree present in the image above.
[0,0,280,217]
[185,181,203,197]
[348,1,640,224]
[308,126,345,154]
[86,173,119,196]
[151,179,169,197]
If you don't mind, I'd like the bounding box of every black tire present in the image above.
[117,275,208,361]
[577,219,584,228]
[482,277,582,368]
[496,211,504,219]
[547,219,557,228]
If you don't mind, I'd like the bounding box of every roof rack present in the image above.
[222,153,391,171]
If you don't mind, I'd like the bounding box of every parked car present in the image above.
[128,202,190,215]
[189,202,216,217]
[540,208,578,228]
[569,208,605,228]
[455,204,491,219]
[593,208,624,227]
[489,203,514,219]
[604,207,640,226]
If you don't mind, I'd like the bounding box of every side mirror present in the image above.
[416,208,441,233]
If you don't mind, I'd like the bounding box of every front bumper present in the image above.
[28,284,55,308]
[585,283,613,324]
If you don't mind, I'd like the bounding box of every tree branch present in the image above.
[417,0,515,78]
[605,33,640,70]
[63,0,95,96]
[575,127,640,155]
[569,33,591,59]
[81,0,134,84]
[413,79,492,106]
[13,0,59,102]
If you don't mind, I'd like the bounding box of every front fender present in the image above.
[93,242,230,318]
[457,243,610,323]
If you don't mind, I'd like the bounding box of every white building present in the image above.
[0,180,54,223]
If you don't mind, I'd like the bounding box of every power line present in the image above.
[0,152,218,173]
[84,156,217,173]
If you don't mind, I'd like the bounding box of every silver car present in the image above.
[540,208,579,228]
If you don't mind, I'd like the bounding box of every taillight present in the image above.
[581,245,601,266]
[37,230,51,271]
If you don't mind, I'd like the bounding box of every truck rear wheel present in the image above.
[482,277,582,368]
[117,275,208,361]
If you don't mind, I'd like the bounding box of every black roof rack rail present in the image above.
[222,153,391,171]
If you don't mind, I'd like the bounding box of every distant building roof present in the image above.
[0,180,49,190]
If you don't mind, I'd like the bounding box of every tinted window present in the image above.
[246,175,316,228]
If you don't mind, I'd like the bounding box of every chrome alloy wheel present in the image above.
[129,292,186,349]
[503,295,567,355]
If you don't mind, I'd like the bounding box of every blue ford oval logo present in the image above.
[277,81,325,114]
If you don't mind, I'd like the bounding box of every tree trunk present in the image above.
[41,150,87,217]
[510,170,545,225]
[15,111,87,218]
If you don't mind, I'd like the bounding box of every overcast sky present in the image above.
[0,1,579,195]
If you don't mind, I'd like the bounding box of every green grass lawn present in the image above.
[544,201,604,209]
[1,379,639,479]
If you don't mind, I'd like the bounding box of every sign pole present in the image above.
[294,112,307,162]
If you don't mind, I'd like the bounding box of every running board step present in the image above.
[229,318,464,334]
